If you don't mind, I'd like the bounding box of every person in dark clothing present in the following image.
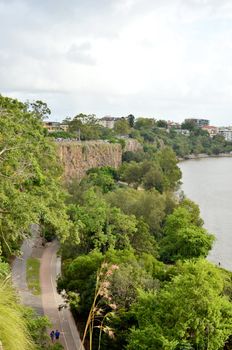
[50,330,55,342]
[55,330,60,340]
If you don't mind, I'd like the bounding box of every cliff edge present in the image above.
[57,139,142,181]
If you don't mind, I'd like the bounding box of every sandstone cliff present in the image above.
[57,139,142,181]
[123,139,143,152]
[57,141,122,181]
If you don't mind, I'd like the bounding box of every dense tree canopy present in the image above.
[0,95,72,256]
[127,260,232,350]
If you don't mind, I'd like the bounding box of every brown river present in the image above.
[179,157,232,271]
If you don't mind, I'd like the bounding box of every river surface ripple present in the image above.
[179,157,232,271]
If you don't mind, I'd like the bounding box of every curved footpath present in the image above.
[12,224,43,315]
[12,228,82,350]
[41,240,82,350]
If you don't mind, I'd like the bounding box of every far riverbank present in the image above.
[178,152,232,162]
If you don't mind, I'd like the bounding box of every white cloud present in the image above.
[66,42,96,65]
[1,0,232,124]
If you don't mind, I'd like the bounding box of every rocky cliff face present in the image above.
[57,141,122,181]
[124,139,143,152]
[57,139,142,181]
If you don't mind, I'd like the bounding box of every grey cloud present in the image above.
[1,0,232,126]
[66,42,96,65]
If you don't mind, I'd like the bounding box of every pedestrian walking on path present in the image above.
[50,330,55,343]
[55,330,60,340]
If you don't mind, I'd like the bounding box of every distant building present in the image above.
[174,129,190,136]
[43,121,60,132]
[98,116,121,129]
[184,118,210,127]
[167,121,181,129]
[201,125,219,137]
[218,127,232,141]
[60,124,69,132]
[43,122,68,133]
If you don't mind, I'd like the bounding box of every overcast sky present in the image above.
[1,0,232,125]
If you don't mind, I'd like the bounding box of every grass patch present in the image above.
[26,257,41,295]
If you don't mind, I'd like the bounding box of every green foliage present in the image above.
[106,188,166,234]
[160,205,214,262]
[48,344,64,349]
[0,278,34,350]
[122,151,145,163]
[156,120,168,128]
[65,187,158,258]
[120,147,181,192]
[82,167,118,193]
[26,258,41,295]
[0,260,10,278]
[0,95,71,256]
[158,147,181,189]
[66,113,101,140]
[131,117,232,157]
[127,114,135,128]
[28,100,51,120]
[134,118,155,130]
[23,307,51,349]
[181,120,196,131]
[57,250,104,314]
[47,131,73,139]
[114,118,130,135]
[127,260,232,350]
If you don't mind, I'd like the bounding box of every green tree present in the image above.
[107,188,166,234]
[160,206,214,262]
[156,120,168,128]
[127,260,232,350]
[0,95,71,256]
[127,114,135,128]
[68,113,101,140]
[57,250,104,315]
[142,166,164,192]
[66,188,151,255]
[181,120,196,131]
[28,100,51,120]
[120,162,143,188]
[23,308,51,349]
[134,118,155,130]
[158,147,181,190]
[114,118,130,135]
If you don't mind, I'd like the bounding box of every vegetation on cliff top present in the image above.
[50,113,232,157]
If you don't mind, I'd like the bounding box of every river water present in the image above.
[179,157,232,271]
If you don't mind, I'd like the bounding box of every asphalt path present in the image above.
[40,240,82,350]
[11,224,43,315]
[12,227,83,350]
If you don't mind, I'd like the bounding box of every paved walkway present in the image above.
[11,224,43,315]
[40,240,83,350]
[12,227,83,350]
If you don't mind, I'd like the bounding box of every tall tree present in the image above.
[127,260,232,350]
[114,118,130,135]
[0,95,71,256]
